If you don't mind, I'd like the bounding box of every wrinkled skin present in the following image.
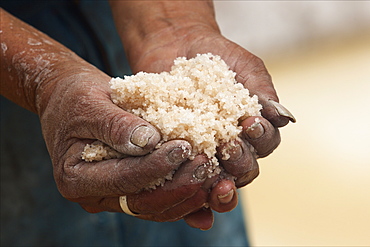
[1,5,291,231]
[119,24,285,228]
[37,33,283,229]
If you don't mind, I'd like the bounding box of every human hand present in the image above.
[111,1,295,228]
[0,8,239,229]
[36,63,227,226]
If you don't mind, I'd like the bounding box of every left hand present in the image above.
[109,0,295,229]
[120,25,286,228]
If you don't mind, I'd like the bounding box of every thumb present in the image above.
[88,102,161,156]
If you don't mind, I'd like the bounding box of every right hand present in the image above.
[36,61,220,225]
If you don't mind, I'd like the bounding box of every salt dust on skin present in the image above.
[82,53,262,188]
[28,37,42,46]
[1,42,7,55]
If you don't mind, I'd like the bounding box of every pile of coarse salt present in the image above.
[82,53,262,178]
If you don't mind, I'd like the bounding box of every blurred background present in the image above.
[214,1,370,246]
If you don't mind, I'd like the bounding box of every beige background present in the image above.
[215,1,370,246]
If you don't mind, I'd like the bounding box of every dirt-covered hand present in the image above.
[1,9,216,224]
[37,65,221,223]
[108,0,294,229]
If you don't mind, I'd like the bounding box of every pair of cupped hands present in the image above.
[39,27,294,231]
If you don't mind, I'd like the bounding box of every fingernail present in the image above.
[221,142,242,161]
[217,189,234,204]
[246,120,264,139]
[193,164,209,180]
[130,126,155,148]
[269,100,296,123]
[167,146,191,164]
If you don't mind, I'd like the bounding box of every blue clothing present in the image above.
[0,1,249,246]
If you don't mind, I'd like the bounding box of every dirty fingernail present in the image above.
[217,189,235,204]
[221,142,243,161]
[167,146,191,164]
[193,164,209,180]
[269,100,296,123]
[130,126,155,148]
[246,120,264,139]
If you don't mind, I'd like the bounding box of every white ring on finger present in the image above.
[119,195,140,216]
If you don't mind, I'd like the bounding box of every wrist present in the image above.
[1,9,86,114]
[109,1,220,62]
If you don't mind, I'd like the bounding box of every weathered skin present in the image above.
[1,1,293,231]
[109,1,292,229]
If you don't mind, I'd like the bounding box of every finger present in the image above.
[76,169,230,217]
[233,168,259,188]
[57,140,192,199]
[184,207,214,230]
[230,49,295,127]
[137,186,209,222]
[76,196,120,213]
[241,116,281,158]
[262,99,296,127]
[80,98,161,156]
[127,155,211,215]
[208,179,238,213]
[76,179,237,216]
[140,165,220,222]
[217,138,259,188]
